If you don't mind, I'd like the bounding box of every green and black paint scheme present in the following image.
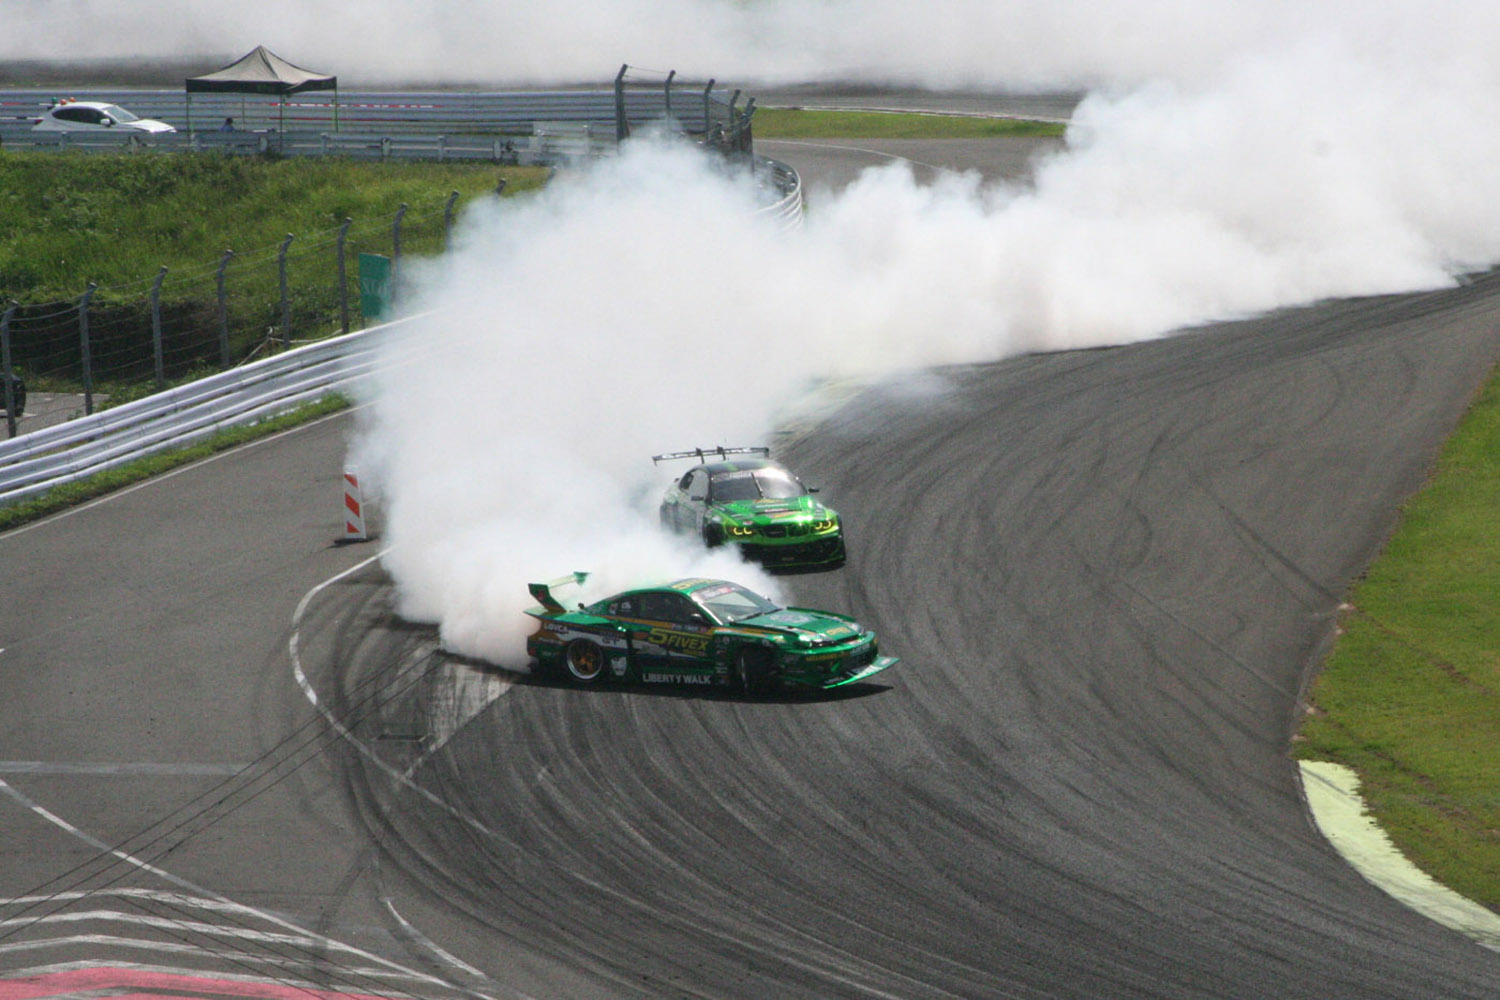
[655,447,845,570]
[525,573,897,694]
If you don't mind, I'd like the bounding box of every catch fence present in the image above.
[0,186,491,427]
[0,65,759,164]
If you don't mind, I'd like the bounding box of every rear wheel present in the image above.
[736,647,777,696]
[564,638,607,684]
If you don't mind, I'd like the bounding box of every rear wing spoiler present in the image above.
[527,571,589,613]
[652,446,769,465]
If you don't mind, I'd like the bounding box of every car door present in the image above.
[634,592,717,686]
[671,468,710,534]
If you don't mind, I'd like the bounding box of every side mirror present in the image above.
[808,486,821,494]
[689,493,706,502]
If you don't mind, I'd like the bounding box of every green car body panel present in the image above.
[525,574,896,693]
[657,453,846,570]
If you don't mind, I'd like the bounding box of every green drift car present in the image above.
[525,574,897,694]
[655,447,846,570]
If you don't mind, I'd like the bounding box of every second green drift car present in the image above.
[655,447,846,570]
[525,574,897,694]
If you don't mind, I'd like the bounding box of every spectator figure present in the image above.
[220,117,236,132]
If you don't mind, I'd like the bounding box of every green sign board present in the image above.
[358,253,392,321]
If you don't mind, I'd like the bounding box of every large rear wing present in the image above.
[527,571,589,613]
[651,446,769,465]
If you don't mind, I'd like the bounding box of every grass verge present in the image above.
[0,392,350,533]
[0,153,547,301]
[752,107,1065,140]
[1293,361,1500,910]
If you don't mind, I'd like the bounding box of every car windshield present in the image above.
[709,469,806,502]
[692,583,780,624]
[101,105,138,122]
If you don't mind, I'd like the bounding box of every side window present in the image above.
[607,598,636,618]
[639,593,706,625]
[55,107,92,124]
[686,469,707,500]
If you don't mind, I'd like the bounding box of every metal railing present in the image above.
[0,321,395,505]
[0,70,755,164]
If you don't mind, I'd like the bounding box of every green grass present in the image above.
[0,153,547,302]
[0,152,548,383]
[752,107,1065,140]
[0,393,351,533]
[1294,362,1500,909]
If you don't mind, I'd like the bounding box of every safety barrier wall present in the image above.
[0,86,747,155]
[0,321,393,506]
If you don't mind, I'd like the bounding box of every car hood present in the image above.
[126,119,177,133]
[713,495,832,525]
[735,608,862,644]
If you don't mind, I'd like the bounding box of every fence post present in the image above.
[443,190,459,251]
[79,283,97,416]
[150,265,168,391]
[277,233,295,347]
[216,249,234,368]
[337,217,352,334]
[614,64,630,141]
[392,203,407,306]
[664,69,675,120]
[2,302,16,439]
[496,177,507,198]
[702,79,715,135]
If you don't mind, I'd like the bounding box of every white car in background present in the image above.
[32,100,176,134]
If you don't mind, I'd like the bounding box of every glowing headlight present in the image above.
[812,518,839,532]
[727,524,755,537]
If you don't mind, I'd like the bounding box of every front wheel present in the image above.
[736,647,777,696]
[564,638,607,684]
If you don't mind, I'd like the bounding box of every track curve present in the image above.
[4,109,1500,1000]
[313,270,1500,997]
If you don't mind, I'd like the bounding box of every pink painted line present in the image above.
[0,968,400,1000]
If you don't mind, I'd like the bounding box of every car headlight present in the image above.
[811,518,839,532]
[727,524,755,537]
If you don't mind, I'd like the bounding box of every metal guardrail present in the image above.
[0,86,744,153]
[0,321,395,506]
[5,126,590,165]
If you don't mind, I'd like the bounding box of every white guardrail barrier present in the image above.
[0,321,396,507]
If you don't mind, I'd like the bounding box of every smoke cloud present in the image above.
[29,2,1491,661]
[351,7,1500,663]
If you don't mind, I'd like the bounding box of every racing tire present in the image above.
[564,638,607,684]
[736,646,777,696]
[703,522,725,548]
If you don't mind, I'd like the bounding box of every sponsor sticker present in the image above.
[642,672,714,685]
[646,627,711,653]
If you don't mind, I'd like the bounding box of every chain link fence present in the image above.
[0,182,509,434]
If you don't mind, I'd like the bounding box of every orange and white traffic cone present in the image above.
[342,467,367,542]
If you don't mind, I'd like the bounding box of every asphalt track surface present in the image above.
[4,115,1500,999]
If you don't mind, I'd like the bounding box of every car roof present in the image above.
[608,578,739,599]
[50,101,116,111]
